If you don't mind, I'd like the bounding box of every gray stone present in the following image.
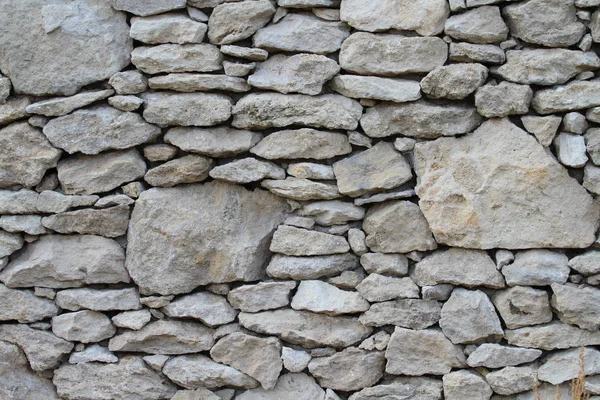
[439,288,504,344]
[551,283,600,330]
[330,75,421,103]
[142,92,232,127]
[228,281,296,312]
[270,225,349,256]
[443,370,492,400]
[262,178,341,201]
[208,0,275,45]
[233,93,362,130]
[414,118,599,249]
[221,46,268,62]
[26,89,113,117]
[385,327,466,376]
[449,42,506,64]
[554,132,588,168]
[0,231,23,258]
[502,250,569,286]
[254,13,349,54]
[165,126,261,158]
[37,191,98,213]
[422,284,454,301]
[569,251,600,275]
[107,95,144,111]
[0,0,132,96]
[108,0,186,16]
[95,194,135,208]
[143,144,178,162]
[445,6,508,43]
[492,286,552,329]
[144,155,214,187]
[339,33,447,76]
[251,128,351,160]
[41,205,129,238]
[52,310,116,343]
[356,274,420,302]
[538,347,600,385]
[363,201,437,253]
[266,253,359,280]
[486,366,537,396]
[300,201,364,226]
[521,115,561,146]
[0,284,58,323]
[291,280,369,315]
[475,82,532,117]
[209,158,284,184]
[148,73,250,92]
[56,288,140,311]
[0,122,61,189]
[224,61,256,77]
[127,182,289,295]
[282,347,311,373]
[348,377,443,400]
[130,13,207,44]
[162,292,237,327]
[0,189,39,214]
[58,149,147,195]
[69,345,118,364]
[236,373,325,400]
[359,299,442,330]
[132,44,222,74]
[0,235,128,288]
[563,112,588,134]
[0,97,30,126]
[360,100,481,139]
[112,310,152,330]
[0,77,9,103]
[467,344,543,368]
[239,309,371,349]
[584,163,600,194]
[509,322,600,352]
[171,389,221,400]
[421,63,487,100]
[358,331,390,352]
[503,0,585,47]
[109,70,148,95]
[532,80,600,114]
[360,253,408,276]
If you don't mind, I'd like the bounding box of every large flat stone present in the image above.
[142,92,232,127]
[250,129,352,160]
[131,44,223,74]
[0,284,58,323]
[164,126,262,157]
[532,80,600,114]
[208,0,275,45]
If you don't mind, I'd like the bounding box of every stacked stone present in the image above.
[1,0,600,399]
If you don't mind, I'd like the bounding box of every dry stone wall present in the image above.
[1,0,600,399]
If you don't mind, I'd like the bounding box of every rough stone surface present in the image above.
[291,280,369,315]
[270,225,349,256]
[130,14,207,44]
[445,6,508,43]
[165,126,261,157]
[538,347,600,385]
[505,322,600,350]
[492,286,553,329]
[228,281,296,312]
[475,82,533,117]
[502,250,570,286]
[56,287,141,311]
[359,299,442,330]
[421,63,488,99]
[551,283,600,330]
[0,283,58,323]
[52,310,116,343]
[330,75,421,103]
[266,253,359,280]
[443,370,493,400]
[132,44,222,74]
[237,373,325,400]
[208,0,275,45]
[145,155,213,187]
[532,80,600,114]
[251,128,351,160]
[41,205,130,237]
[355,274,420,302]
[162,292,237,327]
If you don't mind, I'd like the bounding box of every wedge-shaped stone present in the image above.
[262,178,342,201]
[148,73,249,92]
[505,321,600,350]
[109,0,186,16]
[0,324,74,371]
[126,182,289,295]
[165,126,262,157]
[385,327,466,376]
[532,80,600,114]
[359,299,441,330]
[270,225,349,256]
[249,54,340,95]
[521,115,561,146]
[239,309,371,348]
[0,284,58,323]
[208,0,275,45]
[330,75,421,103]
[143,92,232,127]
[54,356,177,400]
[0,235,128,288]
[228,281,296,313]
[209,158,285,184]
[237,373,325,400]
[109,320,214,354]
[444,6,508,43]
[162,292,237,327]
[41,205,130,237]
[131,44,223,74]
[551,283,600,331]
[130,13,207,44]
[56,288,141,311]
[254,13,349,54]
[0,122,61,189]
[413,248,505,289]
[291,280,369,315]
[163,354,259,389]
[502,250,569,286]
[339,33,447,76]
[144,155,213,187]
[414,118,599,249]
[421,63,488,100]
[492,286,552,329]
[251,129,352,160]
[52,310,116,343]
[467,344,543,368]
[361,100,481,139]
[496,49,600,86]
[233,93,362,130]
[266,253,359,280]
[348,377,443,400]
[26,89,114,117]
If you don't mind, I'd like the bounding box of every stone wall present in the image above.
[1,0,600,399]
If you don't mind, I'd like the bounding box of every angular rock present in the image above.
[254,13,349,54]
[239,309,371,348]
[227,281,296,312]
[109,95,143,111]
[220,45,268,61]
[112,310,152,330]
[0,284,58,323]
[486,366,537,396]
[449,42,506,64]
[233,93,362,130]
[54,356,177,400]
[445,6,508,43]
[130,13,207,44]
[300,201,364,226]
[421,63,488,100]
[330,75,421,103]
[439,289,504,344]
[510,322,600,353]
[554,132,588,168]
[262,178,341,200]
[249,54,339,95]
[41,205,129,237]
[52,310,116,343]
[532,80,600,114]
[270,225,349,256]
[467,344,543,368]
[142,92,231,127]
[360,253,408,276]
[69,344,118,364]
[355,274,420,302]
[37,191,98,213]
[109,320,214,354]
[109,70,148,95]
[237,373,325,400]
[360,100,481,139]
[0,231,23,258]
[0,122,61,188]
[56,288,140,311]
[475,82,532,117]
[266,253,359,280]
[251,128,351,160]
[109,0,186,16]
[0,215,44,235]
[131,44,223,74]
[0,235,128,288]
[208,0,275,45]
[0,0,132,96]
[551,283,600,330]
[443,370,492,400]
[148,73,249,92]
[0,189,39,214]
[584,163,600,194]
[144,155,213,187]
[385,327,466,376]
[569,251,600,275]
[162,292,237,327]
[363,201,437,253]
[359,299,441,330]
[492,286,553,329]
[126,182,289,295]
[291,280,369,315]
[282,347,311,373]
[502,250,569,286]
[538,347,600,385]
[165,126,261,157]
[0,98,30,128]
[521,115,561,146]
[348,377,443,400]
[209,158,284,184]
[171,389,221,400]
[26,89,113,117]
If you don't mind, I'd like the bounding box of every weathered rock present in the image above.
[486,366,537,396]
[126,182,289,295]
[163,354,259,389]
[551,283,600,330]
[348,377,443,400]
[237,373,325,400]
[0,122,61,188]
[0,284,58,323]
[211,332,282,390]
[521,115,561,146]
[584,163,600,194]
[239,309,371,349]
[131,44,223,74]
[291,280,369,315]
[443,370,492,400]
[208,0,275,45]
[503,0,586,47]
[0,0,132,96]
[308,347,385,391]
[467,344,542,368]
[233,93,362,130]
[221,45,268,61]
[57,149,147,195]
[282,347,311,373]
[449,42,506,64]
[0,235,128,288]
[228,281,296,312]
[26,89,113,118]
[37,191,98,213]
[54,356,177,400]
[532,80,600,114]
[109,95,143,111]
[270,225,349,256]
[144,156,213,187]
[0,341,60,400]
[41,205,129,237]
[360,100,481,139]
[360,253,408,276]
[569,251,600,275]
[300,201,364,226]
[492,286,553,329]
[209,158,284,184]
[0,189,39,214]
[502,250,570,286]
[130,14,207,44]
[339,33,448,76]
[165,126,261,157]
[363,201,437,253]
[0,97,30,125]
[0,324,74,371]
[538,347,600,385]
[143,92,231,127]
[109,320,214,354]
[414,118,599,249]
[340,0,449,36]
[440,289,504,344]
[266,253,359,280]
[330,75,421,103]
[356,274,420,302]
[496,49,600,86]
[505,321,600,350]
[171,389,221,400]
[0,231,23,258]
[52,310,115,343]
[148,73,249,92]
[162,292,237,327]
[421,63,488,100]
[445,6,508,43]
[109,0,186,16]
[249,54,339,95]
[554,132,588,168]
[263,178,341,200]
[109,70,148,95]
[69,345,118,364]
[250,128,352,160]
[413,248,505,289]
[254,13,349,54]
[56,288,140,311]
[475,82,532,117]
[385,327,466,376]
[359,299,441,330]
[112,310,152,330]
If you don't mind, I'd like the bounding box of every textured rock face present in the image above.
[208,0,275,45]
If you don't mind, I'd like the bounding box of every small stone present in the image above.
[26,90,113,117]
[502,250,569,286]
[172,389,221,400]
[356,274,419,302]
[109,70,148,95]
[359,299,442,330]
[108,95,144,111]
[252,129,351,161]
[360,253,408,276]
[282,347,311,373]
[34,287,56,300]
[349,377,443,400]
[475,82,532,117]
[108,0,186,16]
[0,76,10,103]
[554,132,588,168]
[506,321,600,350]
[532,80,600,114]
[486,366,537,396]
[358,331,390,352]
[584,163,600,194]
[228,281,296,313]
[165,126,261,158]
[69,345,118,364]
[492,286,552,329]
[187,6,209,22]
[28,115,48,128]
[148,73,249,93]
[0,231,23,258]
[285,216,315,229]
[236,373,325,400]
[209,158,284,184]
[262,178,341,201]
[266,253,359,280]
[0,189,38,214]
[132,44,223,74]
[287,163,334,180]
[521,115,561,146]
[143,144,178,162]
[445,6,508,43]
[95,194,135,208]
[562,112,588,134]
[162,292,237,327]
[569,251,600,275]
[0,284,58,323]
[270,225,349,256]
[112,310,152,330]
[144,155,213,187]
[348,229,367,256]
[142,92,232,127]
[422,284,454,301]
[467,344,543,368]
[224,61,256,77]
[220,45,268,61]
[130,14,207,44]
[41,205,130,237]
[52,310,116,343]
[538,347,600,385]
[347,131,372,148]
[330,75,421,103]
[421,63,488,100]
[291,280,369,316]
[56,288,140,312]
[449,42,505,64]
[300,201,364,226]
[208,0,275,45]
[551,283,600,330]
[443,370,492,400]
